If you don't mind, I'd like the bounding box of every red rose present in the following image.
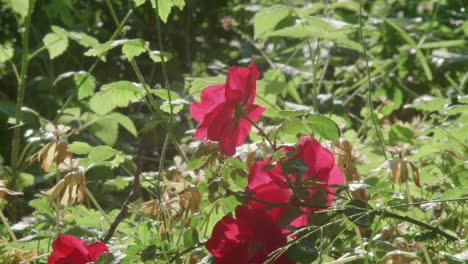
[206,205,293,264]
[246,136,344,229]
[48,234,109,264]
[190,61,265,156]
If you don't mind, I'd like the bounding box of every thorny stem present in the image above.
[0,209,20,248]
[358,5,388,160]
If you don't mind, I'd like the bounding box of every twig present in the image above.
[101,143,143,242]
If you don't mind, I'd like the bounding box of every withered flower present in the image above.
[373,145,420,187]
[44,170,86,206]
[28,123,71,172]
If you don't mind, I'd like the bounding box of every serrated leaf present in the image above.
[89,81,143,115]
[84,39,131,58]
[68,142,92,155]
[156,0,174,23]
[74,72,95,100]
[306,114,340,141]
[0,44,14,62]
[254,5,292,39]
[172,0,185,9]
[122,39,149,61]
[42,32,69,59]
[106,112,138,137]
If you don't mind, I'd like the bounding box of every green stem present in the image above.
[239,112,276,151]
[84,187,112,226]
[0,209,20,248]
[358,5,387,160]
[234,29,275,69]
[404,181,433,264]
[11,0,34,180]
[307,39,321,113]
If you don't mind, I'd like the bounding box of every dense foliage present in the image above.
[0,0,467,263]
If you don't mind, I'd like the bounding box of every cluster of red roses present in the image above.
[190,62,344,263]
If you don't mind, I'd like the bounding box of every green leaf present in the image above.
[89,118,119,146]
[186,158,203,170]
[266,17,362,51]
[106,112,138,137]
[282,158,308,175]
[18,172,34,189]
[89,81,143,115]
[288,240,319,263]
[0,43,14,63]
[104,176,130,191]
[343,200,375,228]
[9,0,29,18]
[185,76,225,100]
[150,89,179,101]
[68,31,100,48]
[74,72,96,100]
[68,142,92,154]
[156,0,174,23]
[84,39,134,58]
[148,50,173,63]
[388,124,415,145]
[95,253,115,264]
[306,114,340,141]
[133,0,146,7]
[254,5,292,39]
[42,30,69,59]
[88,146,116,162]
[406,96,449,112]
[183,227,199,247]
[122,39,149,61]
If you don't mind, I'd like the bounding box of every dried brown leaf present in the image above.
[43,172,86,206]
[408,161,421,187]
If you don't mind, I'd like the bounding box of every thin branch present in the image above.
[101,143,143,242]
